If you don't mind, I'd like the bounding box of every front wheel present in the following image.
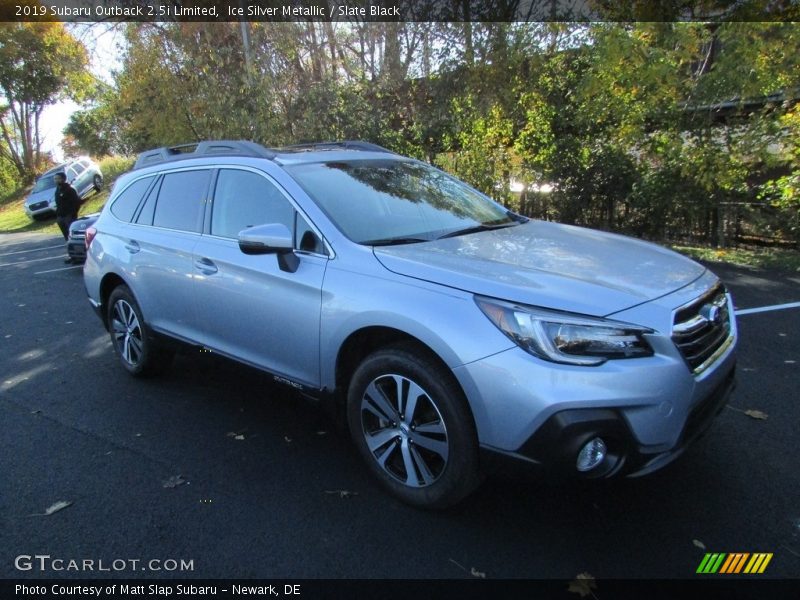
[347,344,481,509]
[107,285,173,377]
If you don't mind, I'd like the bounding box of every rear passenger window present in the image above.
[211,169,294,239]
[153,170,210,233]
[72,162,86,175]
[110,177,153,222]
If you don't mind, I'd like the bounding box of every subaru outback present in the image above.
[83,140,737,508]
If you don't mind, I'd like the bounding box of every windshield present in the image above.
[285,159,514,244]
[32,174,57,193]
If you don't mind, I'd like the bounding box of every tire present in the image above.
[346,343,481,509]
[107,285,173,377]
[93,174,103,192]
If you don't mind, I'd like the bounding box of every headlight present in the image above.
[475,296,654,366]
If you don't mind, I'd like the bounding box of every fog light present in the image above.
[576,437,607,472]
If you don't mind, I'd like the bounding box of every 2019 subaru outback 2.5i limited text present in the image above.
[83,140,737,509]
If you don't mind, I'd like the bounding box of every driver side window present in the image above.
[211,169,294,239]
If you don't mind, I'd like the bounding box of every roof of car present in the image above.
[132,140,400,171]
[40,163,68,177]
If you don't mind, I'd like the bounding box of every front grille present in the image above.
[672,283,732,373]
[30,201,48,210]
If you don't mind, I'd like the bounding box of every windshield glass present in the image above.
[285,159,514,244]
[32,174,57,193]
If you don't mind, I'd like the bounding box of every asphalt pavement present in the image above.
[1,232,798,584]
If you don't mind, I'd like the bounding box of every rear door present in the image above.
[124,168,211,342]
[191,166,329,388]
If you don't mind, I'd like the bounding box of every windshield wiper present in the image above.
[436,222,517,240]
[362,237,430,246]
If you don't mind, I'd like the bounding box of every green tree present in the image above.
[0,23,91,181]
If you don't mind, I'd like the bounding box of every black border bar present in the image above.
[4,578,800,600]
[2,0,799,22]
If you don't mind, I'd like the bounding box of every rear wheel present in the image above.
[347,344,481,509]
[107,285,173,377]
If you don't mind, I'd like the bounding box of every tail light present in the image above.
[85,226,97,250]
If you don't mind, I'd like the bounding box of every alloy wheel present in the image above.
[359,374,449,488]
[111,299,143,367]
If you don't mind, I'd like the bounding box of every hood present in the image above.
[373,220,706,316]
[24,188,54,207]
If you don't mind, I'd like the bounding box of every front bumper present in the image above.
[481,366,735,479]
[24,203,56,218]
[453,317,737,479]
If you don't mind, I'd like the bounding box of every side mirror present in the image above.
[238,223,299,273]
[238,223,293,255]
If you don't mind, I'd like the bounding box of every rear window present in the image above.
[110,177,154,222]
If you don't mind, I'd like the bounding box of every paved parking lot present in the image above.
[1,231,799,584]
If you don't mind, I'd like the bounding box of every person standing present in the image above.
[54,172,81,263]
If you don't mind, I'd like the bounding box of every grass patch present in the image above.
[673,244,800,272]
[0,155,134,235]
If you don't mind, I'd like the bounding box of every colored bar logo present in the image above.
[696,553,773,574]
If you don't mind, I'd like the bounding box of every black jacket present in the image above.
[55,182,80,217]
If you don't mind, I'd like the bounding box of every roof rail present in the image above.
[278,141,395,154]
[133,140,276,170]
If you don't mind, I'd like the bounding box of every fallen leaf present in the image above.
[316,431,328,436]
[235,434,245,440]
[284,436,292,443]
[728,406,769,420]
[30,501,73,517]
[745,410,768,420]
[785,360,796,364]
[134,433,142,437]
[325,490,358,499]
[693,539,706,550]
[31,409,41,414]
[567,573,597,598]
[470,567,486,578]
[163,475,187,488]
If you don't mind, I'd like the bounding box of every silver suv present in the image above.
[24,157,103,219]
[84,141,737,508]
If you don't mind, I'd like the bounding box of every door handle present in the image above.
[194,257,218,275]
[124,240,140,254]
